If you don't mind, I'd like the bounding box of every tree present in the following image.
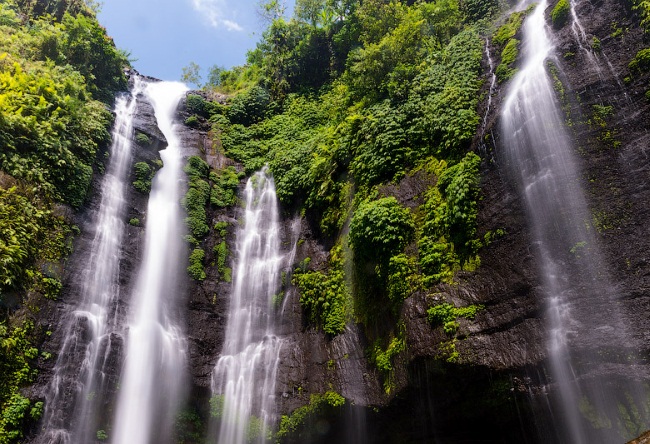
[256,0,286,26]
[294,0,325,27]
[205,65,224,89]
[181,62,202,88]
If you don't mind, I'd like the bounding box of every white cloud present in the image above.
[190,0,243,31]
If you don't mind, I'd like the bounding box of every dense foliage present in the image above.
[0,0,128,440]
[276,391,345,442]
[182,156,241,281]
[198,1,489,379]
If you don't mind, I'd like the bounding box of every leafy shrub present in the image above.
[184,115,199,127]
[227,86,271,126]
[591,37,601,52]
[0,187,71,297]
[183,156,211,239]
[276,391,345,442]
[551,0,570,28]
[438,152,481,246]
[427,302,484,335]
[628,48,650,72]
[210,167,239,207]
[186,94,208,116]
[187,248,206,281]
[496,38,519,82]
[132,162,154,193]
[371,331,406,393]
[349,197,415,268]
[418,152,481,285]
[214,241,229,278]
[294,245,348,335]
[387,254,420,304]
[0,321,40,441]
[461,0,499,22]
[492,11,525,46]
[135,132,151,146]
[350,101,410,186]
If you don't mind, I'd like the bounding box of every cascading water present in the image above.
[210,167,285,444]
[37,78,144,444]
[112,81,189,444]
[500,2,649,442]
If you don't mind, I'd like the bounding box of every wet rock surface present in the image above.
[26,2,650,439]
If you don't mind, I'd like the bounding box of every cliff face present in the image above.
[259,0,650,442]
[26,0,650,441]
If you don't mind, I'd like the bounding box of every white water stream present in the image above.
[500,2,648,442]
[37,78,144,444]
[112,81,189,444]
[211,167,285,444]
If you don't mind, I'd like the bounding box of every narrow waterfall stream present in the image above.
[37,78,144,444]
[500,2,649,442]
[210,168,285,444]
[112,81,189,444]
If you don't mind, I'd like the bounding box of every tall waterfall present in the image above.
[500,2,649,442]
[211,167,285,444]
[37,78,144,444]
[112,81,189,444]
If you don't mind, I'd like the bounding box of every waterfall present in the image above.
[37,78,144,444]
[500,2,649,442]
[210,167,285,444]
[112,81,189,444]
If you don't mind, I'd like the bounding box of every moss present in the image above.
[132,161,154,194]
[276,392,345,442]
[492,11,524,46]
[551,0,570,29]
[495,38,519,82]
[294,245,349,335]
[628,48,650,73]
[187,248,206,281]
[128,218,140,226]
[427,302,484,336]
[184,114,199,127]
[591,36,601,52]
[371,329,406,393]
[135,131,151,146]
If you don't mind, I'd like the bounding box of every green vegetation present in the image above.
[276,391,345,442]
[195,1,489,379]
[551,0,570,28]
[492,9,532,83]
[0,321,41,443]
[590,104,620,149]
[632,0,650,30]
[128,218,140,226]
[183,156,211,239]
[182,156,241,283]
[210,166,240,207]
[0,2,124,431]
[135,132,152,146]
[187,248,206,281]
[427,302,484,335]
[371,329,406,393]
[349,197,415,272]
[418,153,482,284]
[293,244,349,335]
[628,48,650,73]
[496,38,519,81]
[591,37,601,52]
[492,10,525,46]
[132,162,155,193]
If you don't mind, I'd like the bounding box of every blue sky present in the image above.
[97,0,293,83]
